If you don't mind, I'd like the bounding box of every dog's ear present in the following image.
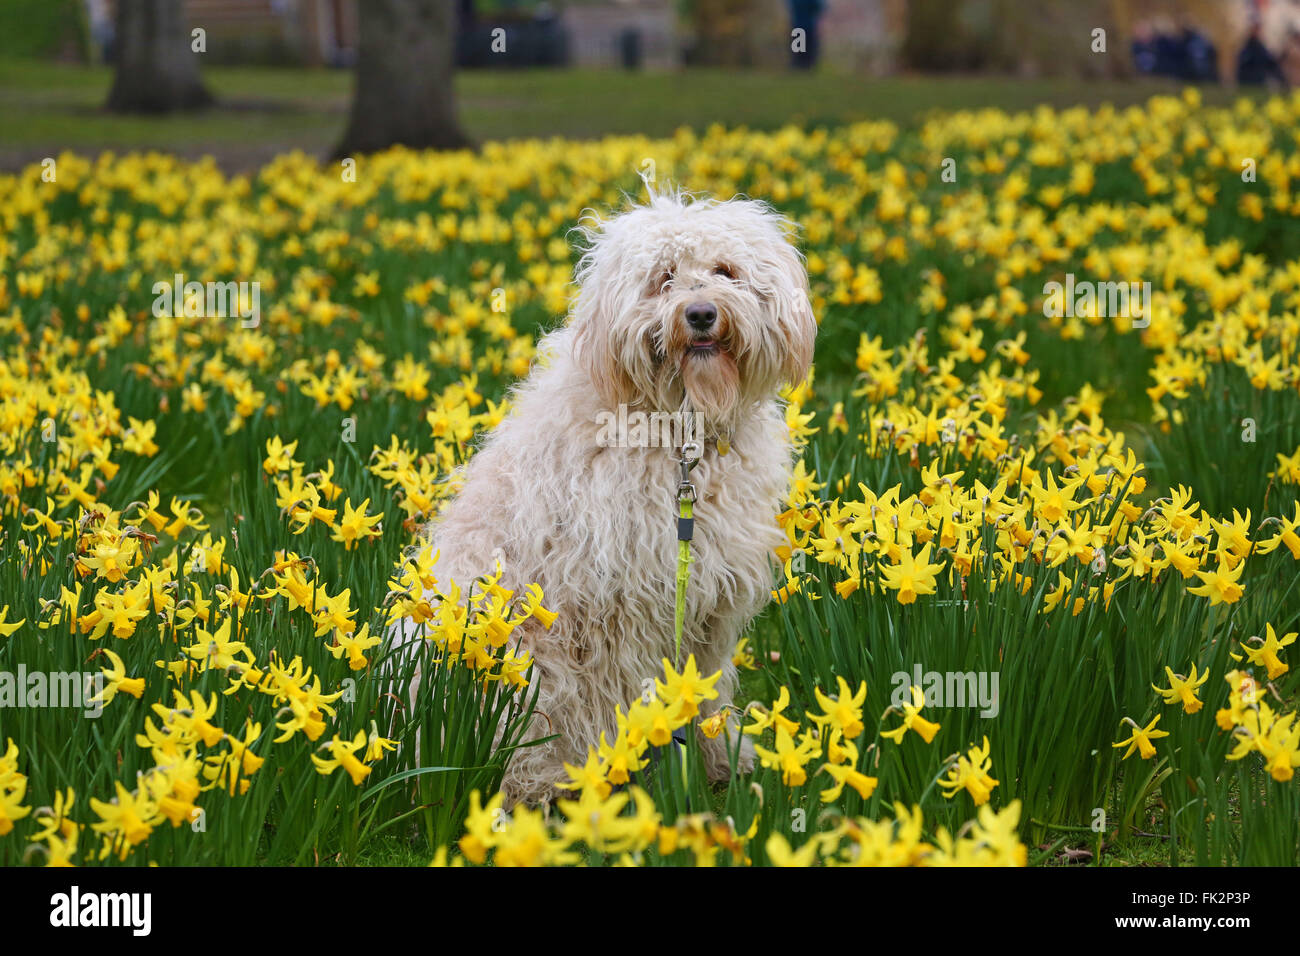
[571,266,639,408]
[772,237,817,389]
[568,212,644,409]
[573,315,636,409]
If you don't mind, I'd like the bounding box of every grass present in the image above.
[0,56,1265,172]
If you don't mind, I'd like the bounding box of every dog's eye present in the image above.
[654,270,673,293]
[713,264,736,280]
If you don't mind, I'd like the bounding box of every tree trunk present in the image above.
[105,0,212,113]
[334,0,471,157]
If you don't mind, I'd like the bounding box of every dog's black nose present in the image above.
[685,301,717,331]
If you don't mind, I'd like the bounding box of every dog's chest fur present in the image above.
[567,413,788,627]
[420,364,792,663]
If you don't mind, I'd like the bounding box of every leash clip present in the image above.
[677,440,701,502]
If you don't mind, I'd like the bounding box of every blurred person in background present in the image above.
[788,0,825,70]
[1238,22,1288,86]
[1152,17,1188,78]
[1131,20,1159,75]
[1179,24,1218,82]
[84,0,115,62]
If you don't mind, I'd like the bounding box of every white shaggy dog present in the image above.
[395,190,816,807]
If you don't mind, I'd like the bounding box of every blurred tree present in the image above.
[686,0,756,67]
[901,0,1148,78]
[105,0,212,112]
[900,0,985,71]
[335,0,471,156]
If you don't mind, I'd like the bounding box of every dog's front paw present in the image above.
[734,733,755,775]
[702,725,755,781]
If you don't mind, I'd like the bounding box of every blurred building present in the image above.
[296,0,358,66]
[93,0,358,65]
[94,0,675,69]
[85,0,910,72]
[561,0,676,69]
[74,0,1300,77]
[822,0,906,74]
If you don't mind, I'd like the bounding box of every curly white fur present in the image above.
[392,189,816,806]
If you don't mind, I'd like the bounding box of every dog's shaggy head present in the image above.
[570,190,816,428]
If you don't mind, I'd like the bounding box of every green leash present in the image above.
[674,440,701,668]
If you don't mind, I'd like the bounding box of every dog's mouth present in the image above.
[685,338,722,357]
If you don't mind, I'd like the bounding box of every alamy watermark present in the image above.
[151,273,260,328]
[1043,273,1150,329]
[0,666,104,718]
[890,665,999,718]
[595,404,704,449]
[50,886,151,936]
